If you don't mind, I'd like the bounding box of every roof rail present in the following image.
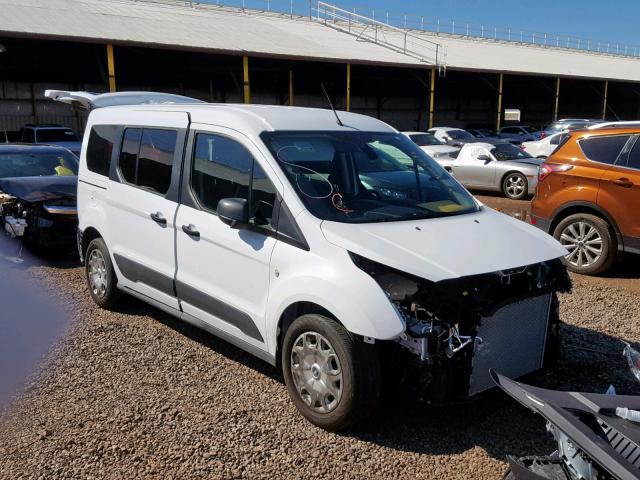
[587,121,640,129]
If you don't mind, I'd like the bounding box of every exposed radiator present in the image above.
[469,294,552,396]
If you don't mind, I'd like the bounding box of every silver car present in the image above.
[435,142,543,200]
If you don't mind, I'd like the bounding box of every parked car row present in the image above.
[405,130,543,199]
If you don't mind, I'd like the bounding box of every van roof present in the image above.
[45,90,396,133]
[89,103,397,134]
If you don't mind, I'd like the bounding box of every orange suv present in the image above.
[531,126,640,275]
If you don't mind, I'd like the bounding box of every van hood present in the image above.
[321,207,567,282]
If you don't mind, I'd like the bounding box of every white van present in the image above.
[48,90,570,430]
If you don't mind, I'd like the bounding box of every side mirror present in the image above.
[217,198,248,228]
[477,154,492,164]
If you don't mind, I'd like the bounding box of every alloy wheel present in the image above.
[560,221,603,268]
[290,332,343,413]
[505,174,526,198]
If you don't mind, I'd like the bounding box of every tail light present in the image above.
[540,131,547,139]
[538,163,573,182]
[519,143,526,150]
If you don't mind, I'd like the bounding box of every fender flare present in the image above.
[265,274,405,356]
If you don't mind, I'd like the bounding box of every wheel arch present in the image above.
[549,201,623,250]
[80,226,103,263]
[275,301,341,371]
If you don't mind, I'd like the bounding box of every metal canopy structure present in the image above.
[1,0,640,81]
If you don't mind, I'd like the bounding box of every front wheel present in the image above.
[502,172,528,200]
[553,213,616,275]
[282,314,381,430]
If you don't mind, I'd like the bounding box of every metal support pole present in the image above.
[428,68,436,129]
[289,69,294,106]
[30,83,38,124]
[242,55,251,104]
[346,63,351,112]
[553,77,561,121]
[106,44,116,92]
[602,80,608,120]
[496,73,503,132]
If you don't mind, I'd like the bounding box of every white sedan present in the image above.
[403,131,460,160]
[521,131,569,159]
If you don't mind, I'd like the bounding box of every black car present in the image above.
[0,145,78,250]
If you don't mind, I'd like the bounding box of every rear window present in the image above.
[408,134,441,146]
[117,128,177,194]
[35,128,79,143]
[578,135,631,165]
[86,125,118,176]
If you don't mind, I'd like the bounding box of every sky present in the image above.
[207,0,639,47]
[333,0,638,46]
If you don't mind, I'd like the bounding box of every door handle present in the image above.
[612,178,634,188]
[182,224,200,238]
[150,211,167,225]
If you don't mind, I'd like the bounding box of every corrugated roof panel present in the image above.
[1,0,639,81]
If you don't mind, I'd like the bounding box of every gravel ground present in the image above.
[1,198,639,480]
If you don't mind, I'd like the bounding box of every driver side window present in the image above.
[191,133,278,229]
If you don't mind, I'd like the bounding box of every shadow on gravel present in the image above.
[604,254,640,280]
[114,294,281,382]
[0,236,80,271]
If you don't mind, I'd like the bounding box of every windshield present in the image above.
[490,143,533,161]
[0,151,79,178]
[261,131,478,224]
[448,130,474,140]
[35,129,79,143]
[522,127,538,133]
[408,133,442,146]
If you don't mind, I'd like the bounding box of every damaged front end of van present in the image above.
[351,253,571,403]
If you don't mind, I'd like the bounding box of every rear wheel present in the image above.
[85,238,121,309]
[282,314,381,430]
[553,213,616,275]
[502,172,528,200]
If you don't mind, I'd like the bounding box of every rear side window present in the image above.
[117,128,177,194]
[626,138,640,170]
[86,125,118,176]
[579,135,631,165]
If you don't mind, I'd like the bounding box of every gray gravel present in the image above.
[0,253,639,479]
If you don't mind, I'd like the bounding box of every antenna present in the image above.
[321,83,344,127]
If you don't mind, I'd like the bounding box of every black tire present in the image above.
[502,172,529,200]
[85,238,121,309]
[281,314,381,430]
[553,213,616,275]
